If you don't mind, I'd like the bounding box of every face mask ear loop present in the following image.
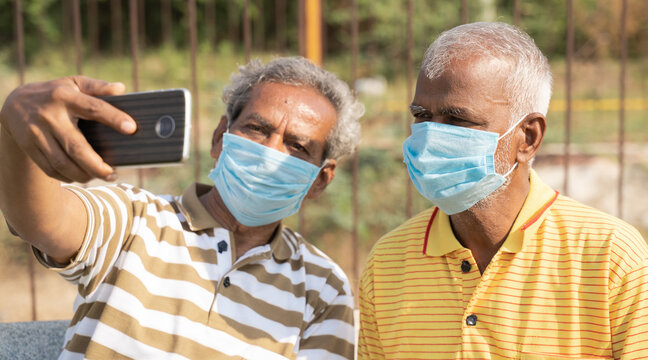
[497,114,528,141]
[503,162,518,178]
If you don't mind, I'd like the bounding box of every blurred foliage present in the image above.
[2,0,648,75]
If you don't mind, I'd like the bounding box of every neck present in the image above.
[449,169,530,273]
[199,187,280,259]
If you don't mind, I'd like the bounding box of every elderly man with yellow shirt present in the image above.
[358,22,648,359]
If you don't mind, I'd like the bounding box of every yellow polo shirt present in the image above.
[358,170,648,359]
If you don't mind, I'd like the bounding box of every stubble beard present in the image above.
[469,134,515,211]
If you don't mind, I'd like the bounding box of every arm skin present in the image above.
[0,76,136,263]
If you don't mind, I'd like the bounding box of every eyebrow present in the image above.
[244,112,275,132]
[408,104,429,116]
[409,104,479,121]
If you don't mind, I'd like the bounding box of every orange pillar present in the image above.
[304,0,322,66]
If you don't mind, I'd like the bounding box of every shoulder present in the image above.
[65,183,171,204]
[283,227,352,296]
[368,207,436,261]
[549,195,644,244]
[550,195,648,278]
[64,183,179,224]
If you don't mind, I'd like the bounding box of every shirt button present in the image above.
[217,240,228,253]
[223,276,231,288]
[461,260,472,273]
[466,314,478,326]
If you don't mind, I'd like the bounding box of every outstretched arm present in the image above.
[0,76,135,263]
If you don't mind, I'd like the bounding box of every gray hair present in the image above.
[421,22,552,125]
[222,57,364,160]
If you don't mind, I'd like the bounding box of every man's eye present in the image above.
[246,124,262,132]
[413,112,432,119]
[290,142,306,152]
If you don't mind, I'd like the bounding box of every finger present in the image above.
[50,118,115,181]
[69,75,126,97]
[40,130,95,183]
[33,148,75,183]
[51,86,137,135]
[22,133,83,183]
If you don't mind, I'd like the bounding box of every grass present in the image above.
[1,46,648,284]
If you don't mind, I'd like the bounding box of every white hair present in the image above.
[222,57,364,160]
[421,22,552,125]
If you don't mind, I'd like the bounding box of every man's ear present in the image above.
[516,112,546,165]
[210,116,229,159]
[305,159,336,200]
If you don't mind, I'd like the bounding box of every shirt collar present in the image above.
[179,183,292,261]
[179,183,222,231]
[501,169,559,253]
[268,225,293,261]
[423,169,559,257]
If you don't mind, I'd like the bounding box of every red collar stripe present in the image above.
[422,207,440,254]
[521,190,559,231]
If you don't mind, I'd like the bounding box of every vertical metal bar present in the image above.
[111,0,123,55]
[461,0,468,24]
[88,0,99,56]
[161,0,172,46]
[62,0,72,43]
[275,0,286,53]
[298,0,305,57]
[205,0,216,48]
[350,0,359,293]
[243,0,251,62]
[14,0,36,321]
[14,0,25,85]
[129,0,139,103]
[129,0,143,187]
[189,0,201,183]
[618,0,627,218]
[405,0,414,219]
[73,0,83,74]
[138,0,146,50]
[255,0,265,51]
[513,0,520,27]
[564,0,573,196]
[228,0,240,46]
[320,0,326,64]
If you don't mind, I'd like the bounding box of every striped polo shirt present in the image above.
[358,170,648,359]
[34,183,355,359]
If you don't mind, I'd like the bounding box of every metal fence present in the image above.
[5,0,639,321]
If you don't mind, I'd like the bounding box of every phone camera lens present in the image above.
[155,115,176,139]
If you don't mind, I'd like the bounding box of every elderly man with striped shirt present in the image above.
[0,57,362,359]
[358,22,648,359]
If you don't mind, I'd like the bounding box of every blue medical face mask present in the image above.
[208,132,324,227]
[402,115,525,215]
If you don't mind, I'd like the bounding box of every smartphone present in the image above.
[78,88,192,167]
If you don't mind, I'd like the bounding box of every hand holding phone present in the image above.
[78,89,192,167]
[0,76,138,183]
